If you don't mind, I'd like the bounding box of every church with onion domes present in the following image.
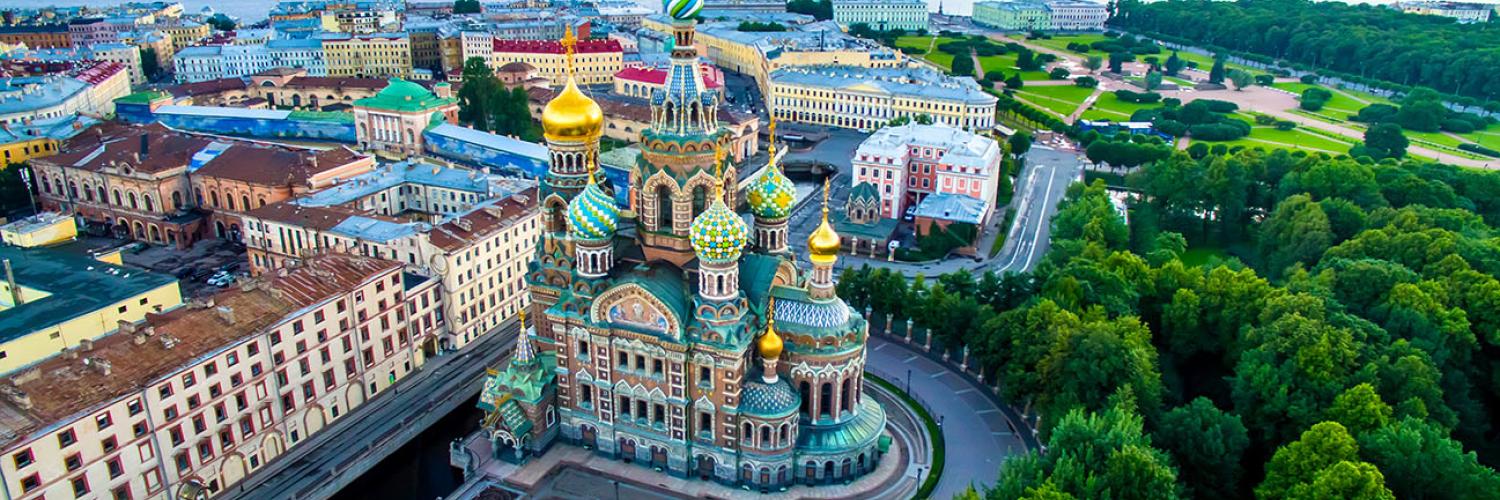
[476,6,889,489]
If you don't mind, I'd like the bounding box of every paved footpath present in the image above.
[864,336,1036,499]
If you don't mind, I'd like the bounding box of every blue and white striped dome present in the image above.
[664,0,702,20]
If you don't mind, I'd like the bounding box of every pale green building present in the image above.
[973,1,1053,31]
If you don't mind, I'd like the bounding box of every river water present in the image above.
[332,396,482,500]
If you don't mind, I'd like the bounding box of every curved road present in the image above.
[865,336,1037,499]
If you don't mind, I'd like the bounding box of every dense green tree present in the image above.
[1258,422,1394,499]
[140,48,159,80]
[1359,123,1409,160]
[1009,132,1033,158]
[1154,398,1250,498]
[993,400,1180,499]
[1258,194,1334,279]
[1360,417,1500,499]
[207,13,235,31]
[1232,306,1367,444]
[1227,69,1253,90]
[1325,383,1394,435]
[1036,314,1164,417]
[786,0,832,19]
[1144,72,1163,91]
[1085,55,1103,73]
[1164,51,1185,76]
[1208,54,1226,84]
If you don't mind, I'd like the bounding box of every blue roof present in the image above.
[0,115,98,144]
[174,46,223,57]
[295,159,523,208]
[154,105,292,120]
[426,123,548,162]
[267,38,324,50]
[329,215,419,242]
[913,193,988,224]
[0,76,89,117]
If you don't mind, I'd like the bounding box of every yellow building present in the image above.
[0,115,99,165]
[490,38,624,86]
[0,219,182,374]
[322,32,413,78]
[153,20,210,52]
[0,212,76,247]
[770,65,998,131]
[662,19,909,97]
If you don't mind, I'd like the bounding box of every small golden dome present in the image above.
[541,76,603,142]
[807,178,840,265]
[758,298,784,359]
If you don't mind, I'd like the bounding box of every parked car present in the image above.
[903,207,916,222]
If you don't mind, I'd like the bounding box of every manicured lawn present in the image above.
[1200,126,1356,155]
[923,51,956,70]
[1015,85,1097,117]
[978,53,1052,81]
[1079,91,1157,121]
[1471,130,1500,150]
[1405,129,1466,149]
[1026,33,1110,55]
[1271,82,1369,115]
[895,35,935,54]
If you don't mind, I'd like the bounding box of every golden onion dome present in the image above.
[541,76,604,142]
[807,178,841,265]
[758,298,784,359]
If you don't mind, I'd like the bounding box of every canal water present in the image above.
[333,396,482,500]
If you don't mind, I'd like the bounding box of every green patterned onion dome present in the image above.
[690,193,748,262]
[664,0,702,20]
[746,165,796,220]
[567,176,619,241]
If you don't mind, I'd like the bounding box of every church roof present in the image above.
[354,78,456,112]
[740,375,800,418]
[796,397,887,453]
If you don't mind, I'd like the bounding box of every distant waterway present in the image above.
[0,0,281,24]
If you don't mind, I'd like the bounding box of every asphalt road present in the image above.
[986,146,1086,274]
[224,320,521,500]
[865,336,1036,499]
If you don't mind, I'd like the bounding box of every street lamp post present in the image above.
[613,479,620,500]
[906,368,912,393]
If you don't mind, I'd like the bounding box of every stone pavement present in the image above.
[459,422,916,500]
[865,336,1035,499]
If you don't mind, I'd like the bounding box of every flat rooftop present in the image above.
[0,254,400,448]
[0,243,178,344]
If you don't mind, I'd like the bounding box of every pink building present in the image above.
[850,123,1002,220]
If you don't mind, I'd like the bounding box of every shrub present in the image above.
[1162,97,1181,108]
[1115,89,1163,104]
[1254,74,1275,86]
[1300,74,1318,84]
[1254,114,1278,125]
[1458,143,1500,157]
[1441,118,1476,134]
[1155,119,1189,137]
[1198,99,1239,113]
[1300,99,1325,112]
[1187,142,1210,159]
[1189,121,1251,141]
[1050,67,1071,80]
[1075,76,1099,88]
[1353,103,1399,123]
[1275,120,1297,131]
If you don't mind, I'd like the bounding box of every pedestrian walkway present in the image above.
[865,336,1035,499]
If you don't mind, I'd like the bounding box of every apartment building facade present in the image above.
[0,254,439,500]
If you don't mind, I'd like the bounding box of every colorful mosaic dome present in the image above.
[664,0,703,20]
[740,377,799,418]
[690,192,748,262]
[567,171,618,241]
[746,165,796,220]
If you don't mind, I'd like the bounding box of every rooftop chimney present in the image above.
[78,338,93,352]
[3,259,20,306]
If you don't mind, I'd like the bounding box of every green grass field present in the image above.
[1079,92,1157,121]
[1271,82,1371,116]
[978,53,1052,81]
[1199,126,1356,155]
[1014,85,1097,117]
[895,35,935,54]
[1026,34,1111,55]
[923,51,956,70]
